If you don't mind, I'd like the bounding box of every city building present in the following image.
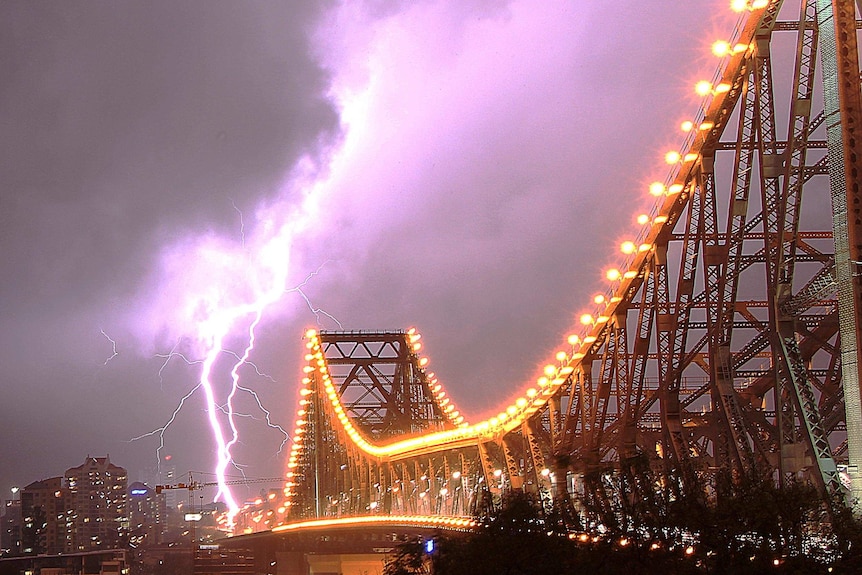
[64,456,129,552]
[0,499,22,556]
[126,482,165,547]
[21,477,66,555]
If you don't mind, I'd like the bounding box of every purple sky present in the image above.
[0,1,741,503]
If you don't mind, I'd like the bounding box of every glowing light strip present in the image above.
[272,514,476,533]
[298,330,572,461]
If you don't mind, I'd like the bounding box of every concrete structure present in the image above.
[221,519,462,575]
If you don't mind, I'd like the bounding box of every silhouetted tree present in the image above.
[384,538,431,575]
[387,474,862,574]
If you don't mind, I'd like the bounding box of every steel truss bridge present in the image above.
[232,0,862,533]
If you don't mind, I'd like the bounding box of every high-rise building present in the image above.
[20,477,66,555]
[127,482,165,547]
[0,499,22,556]
[64,455,128,551]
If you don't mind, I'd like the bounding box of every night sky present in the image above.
[1,1,742,504]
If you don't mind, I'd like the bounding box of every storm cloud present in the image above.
[0,1,737,500]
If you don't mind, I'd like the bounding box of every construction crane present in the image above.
[154,473,285,560]
[155,472,284,494]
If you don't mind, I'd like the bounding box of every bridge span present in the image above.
[221,516,472,575]
[224,0,862,546]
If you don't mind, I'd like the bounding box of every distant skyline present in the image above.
[1,1,743,504]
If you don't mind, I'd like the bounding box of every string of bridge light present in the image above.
[281,328,470,510]
[282,329,575,462]
[572,0,762,351]
[406,327,468,428]
[272,514,476,533]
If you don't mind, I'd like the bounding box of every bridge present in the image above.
[226,0,862,543]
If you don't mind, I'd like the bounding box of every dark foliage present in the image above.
[385,470,862,575]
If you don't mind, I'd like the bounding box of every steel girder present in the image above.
[545,0,852,501]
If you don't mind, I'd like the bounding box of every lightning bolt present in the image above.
[231,199,246,249]
[134,5,371,523]
[289,264,344,329]
[100,329,119,365]
[129,381,201,472]
[138,263,337,523]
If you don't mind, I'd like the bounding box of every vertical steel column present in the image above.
[818,0,862,507]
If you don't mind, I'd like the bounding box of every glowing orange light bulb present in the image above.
[712,40,731,57]
[695,80,713,96]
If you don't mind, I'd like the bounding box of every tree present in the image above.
[386,476,862,574]
[384,538,431,575]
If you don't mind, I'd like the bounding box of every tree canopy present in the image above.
[385,471,862,575]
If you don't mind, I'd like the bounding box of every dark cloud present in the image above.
[1,1,339,315]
